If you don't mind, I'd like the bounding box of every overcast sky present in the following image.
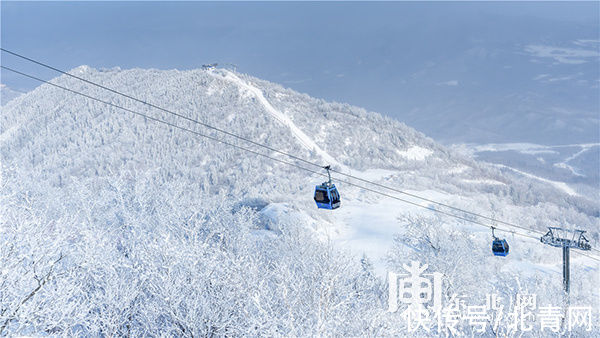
[2,1,598,144]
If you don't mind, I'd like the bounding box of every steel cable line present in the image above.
[6,49,600,258]
[0,48,554,239]
[3,65,599,263]
[4,50,599,255]
[0,65,542,238]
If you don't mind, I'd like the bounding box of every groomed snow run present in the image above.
[218,70,343,168]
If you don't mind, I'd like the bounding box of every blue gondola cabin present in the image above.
[492,238,509,257]
[314,183,341,210]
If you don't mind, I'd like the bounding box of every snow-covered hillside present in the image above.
[1,67,598,335]
[454,142,600,199]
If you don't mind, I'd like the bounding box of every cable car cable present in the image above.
[0,48,554,239]
[2,63,599,262]
[0,65,541,240]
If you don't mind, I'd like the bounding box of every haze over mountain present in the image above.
[1,66,598,335]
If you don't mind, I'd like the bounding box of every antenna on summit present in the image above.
[202,63,218,70]
[201,63,237,72]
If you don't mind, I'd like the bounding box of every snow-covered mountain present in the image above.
[1,67,598,335]
[454,142,600,201]
[391,36,600,201]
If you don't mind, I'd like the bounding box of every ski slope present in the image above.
[218,70,343,169]
[213,69,440,189]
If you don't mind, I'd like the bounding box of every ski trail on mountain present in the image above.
[496,164,580,196]
[556,143,598,177]
[212,70,436,185]
[218,70,343,169]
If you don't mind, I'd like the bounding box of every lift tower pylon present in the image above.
[540,227,591,294]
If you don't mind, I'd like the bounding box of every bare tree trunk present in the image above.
[0,253,64,335]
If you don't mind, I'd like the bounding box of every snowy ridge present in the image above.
[218,70,343,169]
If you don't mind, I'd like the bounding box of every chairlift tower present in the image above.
[540,227,591,294]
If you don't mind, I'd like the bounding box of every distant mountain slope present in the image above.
[458,142,600,199]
